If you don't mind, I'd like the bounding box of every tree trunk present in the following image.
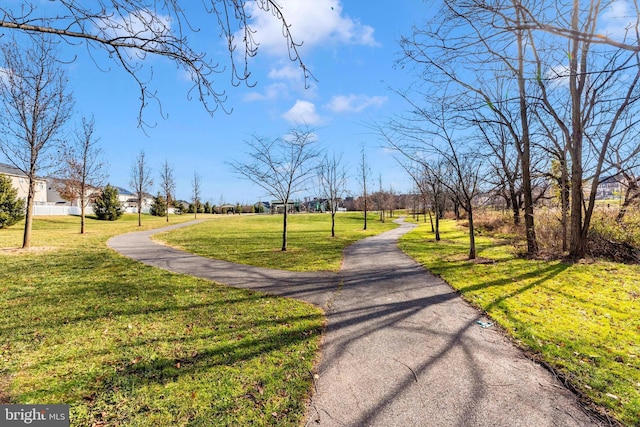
[509,186,520,226]
[561,159,569,252]
[467,201,476,260]
[22,178,35,249]
[435,210,440,241]
[80,197,86,234]
[80,181,86,234]
[331,212,336,237]
[515,13,538,255]
[138,202,142,226]
[282,207,288,251]
[363,197,368,230]
[428,208,434,232]
[617,176,639,222]
[568,5,584,259]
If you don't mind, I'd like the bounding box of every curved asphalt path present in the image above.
[108,219,602,427]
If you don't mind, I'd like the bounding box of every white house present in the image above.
[0,162,47,203]
[116,187,153,214]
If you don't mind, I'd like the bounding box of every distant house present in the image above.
[116,187,137,212]
[116,187,153,213]
[0,162,47,204]
[254,201,270,213]
[218,204,237,214]
[597,175,623,200]
[271,200,303,213]
[46,178,100,207]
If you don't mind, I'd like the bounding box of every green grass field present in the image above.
[156,212,397,272]
[399,219,640,426]
[0,214,326,426]
[4,212,637,425]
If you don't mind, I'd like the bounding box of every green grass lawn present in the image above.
[399,219,640,426]
[156,212,398,272]
[0,214,325,426]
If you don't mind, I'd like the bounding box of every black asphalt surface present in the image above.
[108,218,602,427]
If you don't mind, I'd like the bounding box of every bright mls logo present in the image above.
[1,405,69,426]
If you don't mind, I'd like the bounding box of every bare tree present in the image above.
[229,127,321,251]
[398,0,640,258]
[525,1,640,257]
[192,170,202,220]
[159,159,176,222]
[380,96,483,259]
[0,36,73,248]
[358,144,370,230]
[60,116,107,234]
[376,174,386,223]
[397,1,543,255]
[0,1,312,125]
[399,159,445,241]
[129,150,153,226]
[318,152,348,237]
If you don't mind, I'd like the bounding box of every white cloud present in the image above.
[599,1,638,41]
[268,64,303,81]
[326,94,387,113]
[244,82,290,101]
[282,100,322,125]
[241,0,377,56]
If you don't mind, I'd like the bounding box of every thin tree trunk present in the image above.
[467,202,476,260]
[22,179,35,249]
[282,207,288,251]
[331,212,336,237]
[561,160,569,252]
[617,177,639,222]
[509,187,520,226]
[428,208,434,232]
[80,197,86,234]
[80,181,86,234]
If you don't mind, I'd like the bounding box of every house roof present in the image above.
[0,162,26,177]
[0,162,47,181]
[116,186,135,196]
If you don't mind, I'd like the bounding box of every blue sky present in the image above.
[59,1,433,203]
[2,2,636,204]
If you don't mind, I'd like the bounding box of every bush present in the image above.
[588,209,640,262]
[93,184,123,221]
[0,174,25,228]
[150,193,167,217]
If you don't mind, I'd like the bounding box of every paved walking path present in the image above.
[108,219,601,427]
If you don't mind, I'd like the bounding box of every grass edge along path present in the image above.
[155,212,399,272]
[0,214,325,426]
[398,219,640,426]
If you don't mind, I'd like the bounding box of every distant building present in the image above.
[597,175,623,200]
[115,187,153,214]
[271,200,301,213]
[46,177,101,208]
[0,162,47,203]
[254,201,270,213]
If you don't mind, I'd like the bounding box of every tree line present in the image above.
[381,0,640,260]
